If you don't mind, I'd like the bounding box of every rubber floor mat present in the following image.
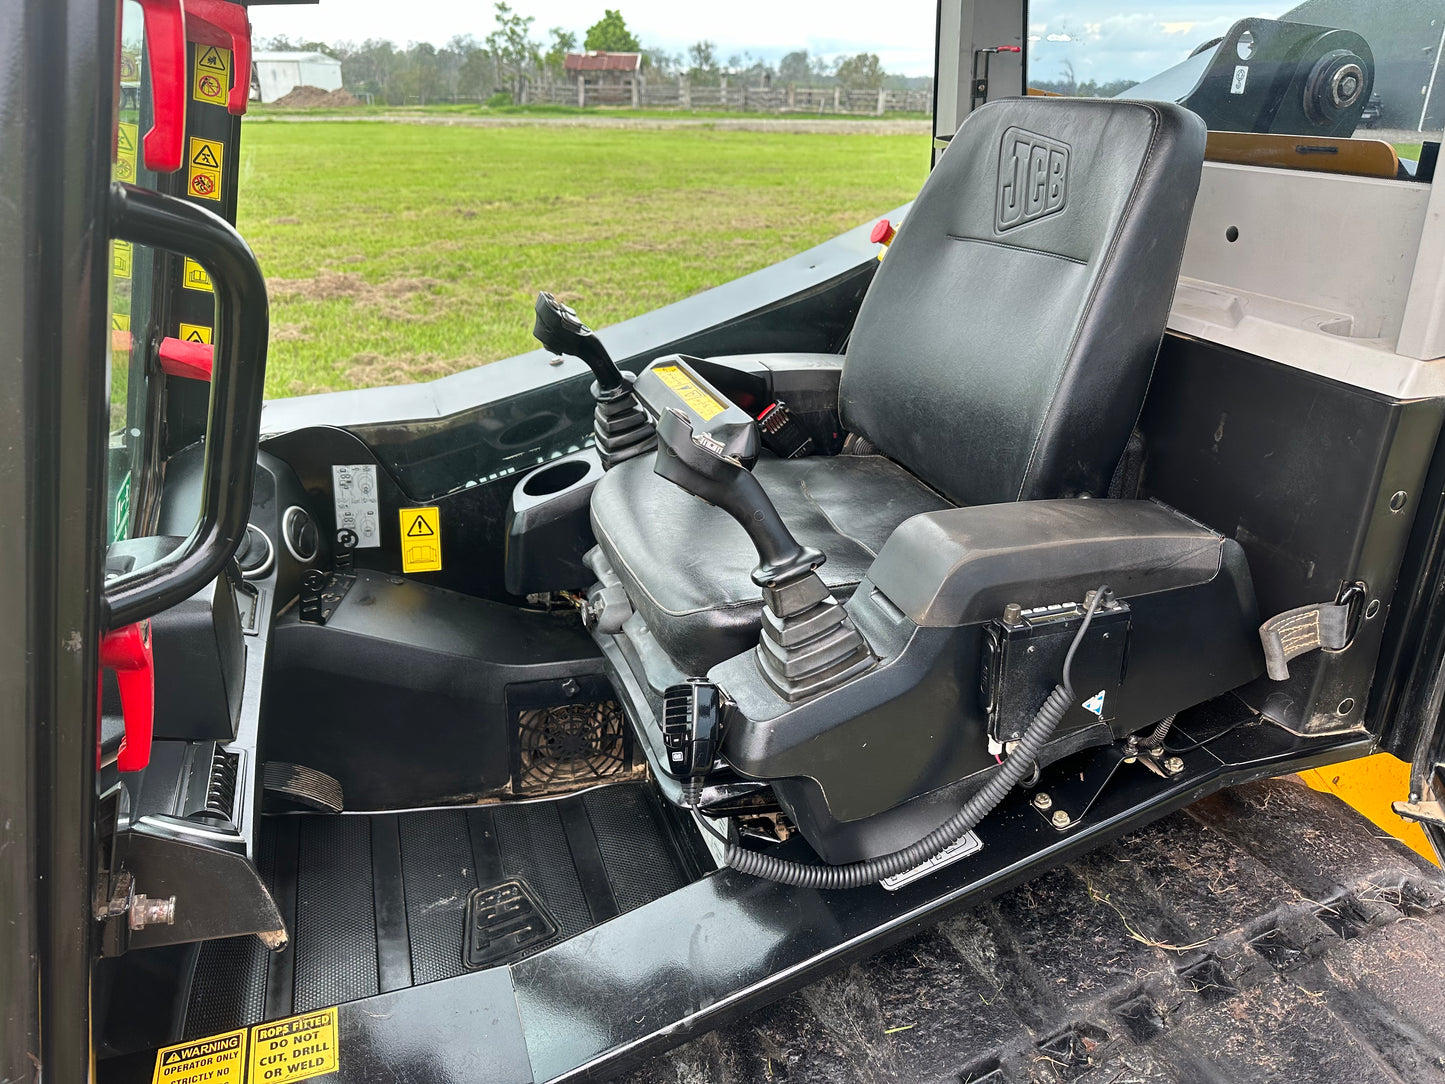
[182,782,696,1038]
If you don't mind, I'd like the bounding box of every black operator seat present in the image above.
[590,98,1208,677]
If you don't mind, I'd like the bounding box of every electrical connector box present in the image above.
[980,599,1131,744]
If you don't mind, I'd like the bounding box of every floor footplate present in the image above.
[465,880,558,969]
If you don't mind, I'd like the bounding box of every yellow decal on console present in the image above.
[151,1027,247,1084]
[249,1007,339,1084]
[399,506,442,573]
[653,365,724,421]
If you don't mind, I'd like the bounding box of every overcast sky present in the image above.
[249,2,1285,82]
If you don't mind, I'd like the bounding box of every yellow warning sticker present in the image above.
[113,240,133,279]
[151,1027,247,1084]
[183,257,214,292]
[193,45,231,106]
[399,507,442,573]
[250,1008,339,1084]
[652,365,724,421]
[179,323,213,345]
[116,121,139,183]
[188,136,224,202]
[113,312,132,355]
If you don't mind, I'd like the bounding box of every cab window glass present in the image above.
[109,0,157,543]
[1027,1,1445,156]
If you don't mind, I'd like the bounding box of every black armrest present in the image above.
[868,499,1236,627]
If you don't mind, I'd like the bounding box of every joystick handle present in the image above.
[654,408,823,588]
[533,291,625,392]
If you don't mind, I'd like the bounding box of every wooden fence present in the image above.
[526,77,930,115]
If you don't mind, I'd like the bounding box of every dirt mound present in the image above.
[271,84,360,109]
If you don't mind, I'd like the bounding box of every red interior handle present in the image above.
[137,0,187,172]
[184,0,253,115]
[100,621,155,773]
[159,335,214,381]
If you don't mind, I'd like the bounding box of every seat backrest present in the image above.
[840,98,1206,507]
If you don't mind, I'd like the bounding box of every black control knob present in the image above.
[533,292,625,392]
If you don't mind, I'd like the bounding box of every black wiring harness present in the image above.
[718,586,1111,889]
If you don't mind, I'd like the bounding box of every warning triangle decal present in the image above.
[192,144,221,168]
[198,45,227,70]
[406,515,435,537]
[184,328,207,343]
[117,126,136,154]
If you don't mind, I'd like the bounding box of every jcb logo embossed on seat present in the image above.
[996,128,1070,232]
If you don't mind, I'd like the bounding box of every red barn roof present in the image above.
[564,51,642,72]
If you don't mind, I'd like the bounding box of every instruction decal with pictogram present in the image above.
[193,45,231,106]
[188,136,224,202]
[115,121,138,182]
[183,257,214,292]
[399,507,442,573]
[179,323,212,345]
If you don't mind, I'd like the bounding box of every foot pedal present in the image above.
[464,880,558,968]
[262,761,344,813]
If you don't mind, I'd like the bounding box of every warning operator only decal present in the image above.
[152,1007,338,1084]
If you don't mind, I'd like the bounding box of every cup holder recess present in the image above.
[506,449,605,596]
[522,458,592,498]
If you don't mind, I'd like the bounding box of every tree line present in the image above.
[262,4,929,106]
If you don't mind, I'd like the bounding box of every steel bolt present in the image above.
[1003,602,1023,624]
[1032,792,1053,811]
[1163,756,1185,775]
[129,894,176,930]
[1051,810,1072,829]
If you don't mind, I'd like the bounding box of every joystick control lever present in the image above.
[533,291,625,391]
[654,408,822,588]
[639,358,875,701]
[532,292,656,468]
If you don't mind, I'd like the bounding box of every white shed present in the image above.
[251,51,343,103]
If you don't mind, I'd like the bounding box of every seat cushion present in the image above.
[590,453,949,675]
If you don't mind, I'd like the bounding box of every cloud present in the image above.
[1027,3,1281,83]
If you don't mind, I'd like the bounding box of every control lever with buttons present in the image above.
[636,357,874,701]
[532,291,655,468]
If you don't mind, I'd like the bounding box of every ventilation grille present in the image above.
[515,700,626,795]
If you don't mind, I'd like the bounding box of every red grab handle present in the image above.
[100,621,155,773]
[137,0,187,171]
[158,335,214,381]
[184,0,253,115]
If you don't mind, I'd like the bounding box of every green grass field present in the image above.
[236,122,928,398]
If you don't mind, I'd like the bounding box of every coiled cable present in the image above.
[724,585,1111,889]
